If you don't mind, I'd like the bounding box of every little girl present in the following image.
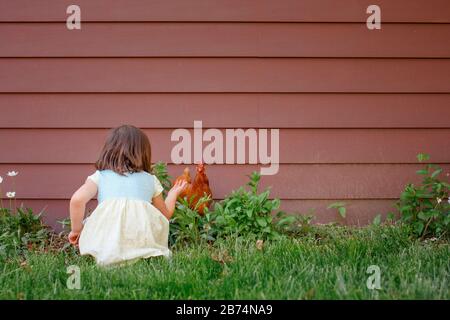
[68,125,186,266]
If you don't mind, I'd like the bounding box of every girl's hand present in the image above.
[68,231,80,245]
[153,180,188,220]
[170,180,188,196]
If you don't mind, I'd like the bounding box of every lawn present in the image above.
[0,224,448,300]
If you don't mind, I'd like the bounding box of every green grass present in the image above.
[0,225,448,300]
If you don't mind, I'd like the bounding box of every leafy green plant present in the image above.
[169,196,212,247]
[57,217,71,232]
[372,214,382,226]
[152,161,172,197]
[371,212,398,226]
[397,154,450,239]
[275,211,315,237]
[0,207,49,258]
[327,202,347,220]
[386,212,396,223]
[206,172,284,240]
[153,164,305,243]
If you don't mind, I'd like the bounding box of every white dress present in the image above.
[78,170,171,266]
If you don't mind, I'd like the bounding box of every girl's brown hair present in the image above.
[95,125,152,174]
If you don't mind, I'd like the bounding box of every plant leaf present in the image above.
[386,212,395,221]
[338,207,346,218]
[431,168,443,179]
[256,217,267,227]
[372,214,382,226]
[417,153,430,162]
[327,202,346,209]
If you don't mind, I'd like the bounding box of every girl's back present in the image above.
[94,170,157,203]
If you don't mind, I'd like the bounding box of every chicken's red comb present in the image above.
[196,163,205,170]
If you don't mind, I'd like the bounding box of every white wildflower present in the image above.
[7,171,19,177]
[6,192,15,198]
[437,198,442,204]
[0,176,2,184]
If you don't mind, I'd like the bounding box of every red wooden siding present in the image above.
[2,23,450,58]
[1,94,450,128]
[2,163,450,199]
[1,0,450,229]
[2,59,450,92]
[2,129,450,164]
[1,0,449,22]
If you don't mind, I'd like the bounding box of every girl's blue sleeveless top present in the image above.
[90,170,158,204]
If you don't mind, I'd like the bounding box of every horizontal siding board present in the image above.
[1,93,449,128]
[1,164,449,200]
[1,58,450,93]
[1,0,449,22]
[1,128,450,164]
[2,23,450,58]
[21,199,397,230]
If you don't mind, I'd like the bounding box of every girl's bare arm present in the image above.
[152,180,187,219]
[70,179,98,234]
